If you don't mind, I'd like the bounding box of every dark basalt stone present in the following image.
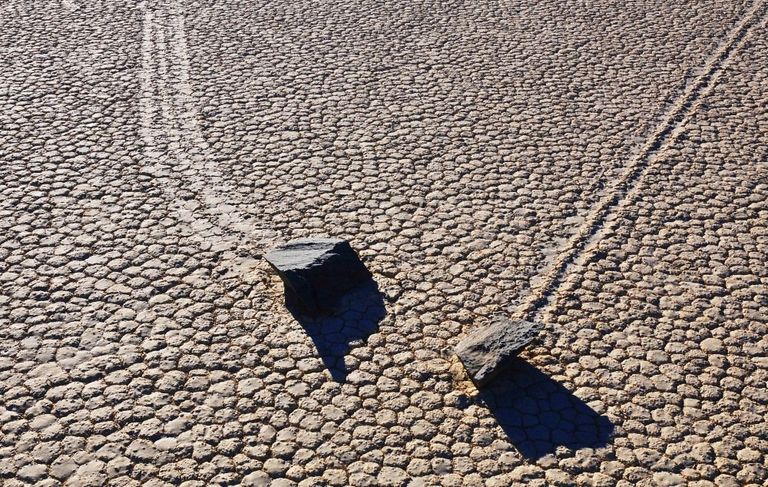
[455,317,543,387]
[265,238,372,316]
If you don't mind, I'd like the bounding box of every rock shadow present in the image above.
[289,279,385,382]
[477,359,614,460]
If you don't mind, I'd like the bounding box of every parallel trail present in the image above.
[515,0,768,323]
[138,0,276,280]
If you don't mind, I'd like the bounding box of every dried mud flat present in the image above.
[1,0,767,486]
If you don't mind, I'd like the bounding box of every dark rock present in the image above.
[265,238,373,315]
[455,317,543,387]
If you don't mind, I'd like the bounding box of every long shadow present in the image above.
[289,279,385,382]
[477,359,614,460]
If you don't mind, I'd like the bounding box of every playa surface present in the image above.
[1,0,766,485]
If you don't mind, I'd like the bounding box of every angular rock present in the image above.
[265,238,372,315]
[455,317,543,386]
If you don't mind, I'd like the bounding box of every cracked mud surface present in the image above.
[1,0,766,486]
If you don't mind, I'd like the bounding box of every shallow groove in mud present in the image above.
[515,0,768,322]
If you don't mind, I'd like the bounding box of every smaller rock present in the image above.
[455,317,543,386]
[265,238,372,315]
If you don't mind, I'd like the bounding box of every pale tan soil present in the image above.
[1,1,766,486]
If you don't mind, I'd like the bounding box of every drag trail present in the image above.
[138,0,274,280]
[514,0,768,323]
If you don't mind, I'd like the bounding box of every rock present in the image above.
[455,317,543,386]
[265,238,372,315]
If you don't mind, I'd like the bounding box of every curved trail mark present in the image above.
[514,0,768,322]
[138,0,279,280]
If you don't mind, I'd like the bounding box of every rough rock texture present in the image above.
[265,238,372,315]
[455,318,543,386]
